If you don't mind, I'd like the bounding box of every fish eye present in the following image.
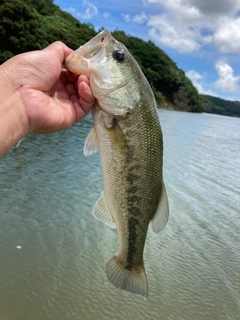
[113,50,125,62]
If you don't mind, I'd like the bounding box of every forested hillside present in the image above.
[1,0,239,116]
[0,0,96,61]
[0,0,206,112]
[202,95,240,117]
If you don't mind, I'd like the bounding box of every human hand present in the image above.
[3,41,95,134]
[0,41,95,156]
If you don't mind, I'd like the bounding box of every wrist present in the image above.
[0,58,30,156]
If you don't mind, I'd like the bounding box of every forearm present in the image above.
[0,60,29,156]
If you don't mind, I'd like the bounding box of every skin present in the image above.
[65,30,168,298]
[0,41,95,157]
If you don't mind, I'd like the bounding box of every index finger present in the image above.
[61,69,79,85]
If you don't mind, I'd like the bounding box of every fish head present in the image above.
[65,30,141,116]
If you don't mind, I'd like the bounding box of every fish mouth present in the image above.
[64,30,111,76]
[84,29,112,49]
[64,52,89,75]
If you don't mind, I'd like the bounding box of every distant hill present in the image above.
[0,0,96,61]
[202,95,240,117]
[2,0,239,117]
[0,0,207,113]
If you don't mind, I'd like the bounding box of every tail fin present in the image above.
[106,256,148,299]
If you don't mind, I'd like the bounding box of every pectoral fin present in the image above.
[84,127,99,156]
[92,192,116,229]
[151,182,169,233]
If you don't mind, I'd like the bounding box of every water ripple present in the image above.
[0,111,240,319]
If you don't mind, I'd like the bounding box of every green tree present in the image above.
[173,86,190,111]
[0,0,43,60]
[0,0,209,114]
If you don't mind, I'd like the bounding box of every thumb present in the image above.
[43,41,74,64]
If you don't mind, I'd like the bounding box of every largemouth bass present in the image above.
[65,30,169,298]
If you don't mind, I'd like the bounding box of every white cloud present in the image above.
[103,12,110,19]
[66,0,240,57]
[186,70,202,89]
[186,70,210,94]
[122,13,131,22]
[191,0,240,15]
[203,89,217,96]
[133,11,148,24]
[214,17,240,53]
[148,14,202,53]
[214,60,240,93]
[186,70,216,95]
[140,0,240,54]
[145,0,240,16]
[146,0,213,52]
[81,0,98,19]
[66,7,80,17]
[186,65,240,96]
[64,1,98,20]
[186,70,202,81]
[121,10,148,25]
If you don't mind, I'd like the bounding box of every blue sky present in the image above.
[54,0,240,101]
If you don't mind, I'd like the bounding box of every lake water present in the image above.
[0,109,240,320]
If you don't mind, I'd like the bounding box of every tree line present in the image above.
[0,0,239,116]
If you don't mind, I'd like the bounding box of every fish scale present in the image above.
[65,29,169,298]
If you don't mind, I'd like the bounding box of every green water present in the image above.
[0,110,240,320]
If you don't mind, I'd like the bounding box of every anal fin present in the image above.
[151,181,169,233]
[92,192,116,229]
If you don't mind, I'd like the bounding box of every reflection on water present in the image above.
[0,110,240,320]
